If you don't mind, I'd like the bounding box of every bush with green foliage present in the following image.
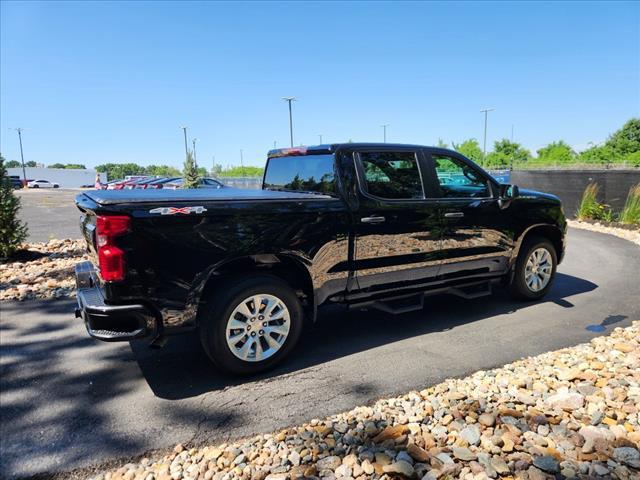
[576,183,616,221]
[485,139,531,168]
[5,160,21,168]
[216,165,265,177]
[452,139,483,164]
[182,151,199,189]
[534,141,576,165]
[0,155,28,258]
[48,163,86,169]
[620,184,640,224]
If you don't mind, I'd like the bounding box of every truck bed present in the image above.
[83,187,330,205]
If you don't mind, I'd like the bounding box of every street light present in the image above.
[318,134,323,144]
[282,96,296,147]
[192,138,198,167]
[480,108,495,164]
[380,124,389,143]
[8,128,28,185]
[180,126,189,158]
[240,149,245,177]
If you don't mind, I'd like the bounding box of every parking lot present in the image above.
[16,189,83,242]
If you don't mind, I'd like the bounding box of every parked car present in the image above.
[143,177,181,189]
[8,175,23,189]
[74,143,566,375]
[163,177,225,189]
[28,179,59,188]
[123,177,152,189]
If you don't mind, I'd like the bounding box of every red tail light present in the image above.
[96,215,131,281]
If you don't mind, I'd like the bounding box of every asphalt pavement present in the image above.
[15,189,82,242]
[1,228,639,479]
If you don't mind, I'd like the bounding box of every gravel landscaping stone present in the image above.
[88,321,640,480]
[0,239,88,301]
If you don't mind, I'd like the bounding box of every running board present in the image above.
[348,280,494,315]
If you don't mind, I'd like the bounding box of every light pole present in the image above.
[180,126,189,158]
[192,138,198,167]
[318,134,323,144]
[380,124,389,143]
[282,96,296,147]
[240,149,245,177]
[480,108,494,164]
[9,128,28,185]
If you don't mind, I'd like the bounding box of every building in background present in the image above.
[7,168,107,188]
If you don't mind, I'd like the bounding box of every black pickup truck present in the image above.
[75,143,566,374]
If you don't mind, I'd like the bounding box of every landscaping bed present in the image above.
[90,322,639,480]
[0,239,88,301]
[567,220,640,247]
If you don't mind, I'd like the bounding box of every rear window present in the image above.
[263,154,335,195]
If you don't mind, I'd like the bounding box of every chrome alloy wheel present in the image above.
[225,294,291,362]
[525,247,553,292]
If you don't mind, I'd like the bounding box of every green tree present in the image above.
[5,160,21,168]
[49,163,66,169]
[486,139,531,168]
[0,155,28,258]
[218,166,265,177]
[435,138,448,148]
[605,118,640,156]
[64,163,86,169]
[144,164,181,177]
[96,163,146,180]
[452,139,483,164]
[182,151,199,188]
[535,141,576,165]
[25,160,36,167]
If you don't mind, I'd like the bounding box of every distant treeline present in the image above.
[5,118,638,178]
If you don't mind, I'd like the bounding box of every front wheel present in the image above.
[509,236,557,300]
[53,184,59,188]
[199,274,304,375]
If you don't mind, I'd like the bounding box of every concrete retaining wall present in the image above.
[510,169,640,218]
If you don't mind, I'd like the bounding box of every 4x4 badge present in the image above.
[149,206,208,215]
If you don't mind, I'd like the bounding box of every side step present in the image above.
[348,280,494,315]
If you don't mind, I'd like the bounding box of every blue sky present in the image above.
[1,1,638,169]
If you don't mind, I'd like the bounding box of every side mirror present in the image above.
[500,184,519,199]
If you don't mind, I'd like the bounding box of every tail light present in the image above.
[96,215,131,281]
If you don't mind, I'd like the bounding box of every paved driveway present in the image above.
[1,228,639,478]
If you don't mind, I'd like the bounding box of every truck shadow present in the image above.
[133,272,597,400]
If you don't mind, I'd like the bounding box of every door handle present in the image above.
[444,212,464,218]
[360,216,386,224]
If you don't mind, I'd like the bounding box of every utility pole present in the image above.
[282,97,296,147]
[192,138,198,167]
[273,141,277,149]
[240,149,245,177]
[380,124,389,143]
[180,126,189,158]
[9,128,28,185]
[480,108,495,165]
[318,134,323,144]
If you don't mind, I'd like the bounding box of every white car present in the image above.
[27,179,60,189]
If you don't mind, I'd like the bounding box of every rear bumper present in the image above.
[74,261,156,342]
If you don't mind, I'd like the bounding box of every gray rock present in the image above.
[533,455,559,473]
[460,425,481,446]
[453,447,476,461]
[613,447,640,469]
[317,456,342,471]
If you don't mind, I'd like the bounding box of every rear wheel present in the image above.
[509,236,557,300]
[53,184,59,188]
[199,274,303,375]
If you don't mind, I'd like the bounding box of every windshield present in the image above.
[263,154,335,195]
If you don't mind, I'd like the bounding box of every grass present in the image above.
[577,183,602,220]
[620,184,640,225]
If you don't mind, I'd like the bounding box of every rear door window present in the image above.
[358,151,424,200]
[263,154,335,195]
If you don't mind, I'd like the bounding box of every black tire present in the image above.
[53,184,59,188]
[509,236,557,300]
[199,274,304,375]
[33,184,39,188]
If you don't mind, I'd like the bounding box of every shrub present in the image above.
[182,150,199,189]
[0,155,28,258]
[576,183,601,220]
[620,184,640,225]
